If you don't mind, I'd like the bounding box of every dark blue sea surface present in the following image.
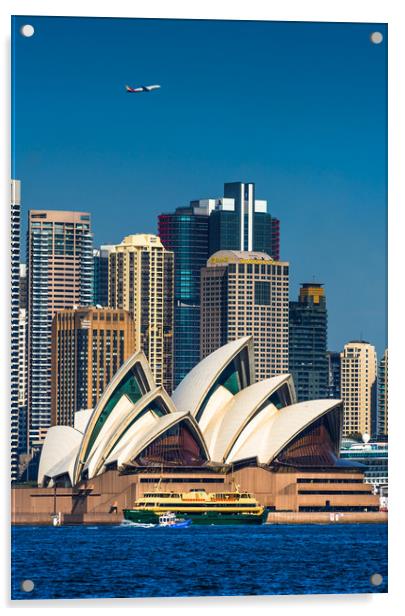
[11,523,387,600]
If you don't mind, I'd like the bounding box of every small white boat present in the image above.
[158,511,192,528]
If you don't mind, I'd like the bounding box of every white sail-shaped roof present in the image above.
[84,395,138,479]
[73,350,155,483]
[74,408,94,434]
[198,386,235,456]
[38,426,83,486]
[172,336,254,417]
[115,411,209,470]
[85,388,177,479]
[209,375,295,462]
[37,337,344,488]
[104,412,160,471]
[226,399,342,465]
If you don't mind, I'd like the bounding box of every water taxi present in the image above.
[158,512,192,528]
[123,487,268,525]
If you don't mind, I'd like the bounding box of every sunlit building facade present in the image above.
[340,341,377,438]
[27,210,93,450]
[377,349,388,437]
[18,307,28,457]
[51,306,136,427]
[11,180,21,480]
[200,251,289,379]
[108,234,174,393]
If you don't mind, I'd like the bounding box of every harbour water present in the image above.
[11,523,387,600]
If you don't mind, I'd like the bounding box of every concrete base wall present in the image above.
[12,466,384,526]
[266,511,388,524]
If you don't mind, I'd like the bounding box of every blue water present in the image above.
[11,523,387,600]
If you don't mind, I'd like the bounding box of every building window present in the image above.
[255,281,270,305]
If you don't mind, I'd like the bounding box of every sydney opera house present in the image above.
[13,337,380,524]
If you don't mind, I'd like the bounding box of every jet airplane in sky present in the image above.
[125,84,161,93]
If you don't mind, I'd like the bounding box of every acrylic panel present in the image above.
[11,15,388,600]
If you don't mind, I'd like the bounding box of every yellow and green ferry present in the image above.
[123,487,268,525]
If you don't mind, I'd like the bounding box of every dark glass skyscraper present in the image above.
[158,205,209,388]
[93,245,114,306]
[205,182,280,259]
[289,284,328,401]
[159,181,280,387]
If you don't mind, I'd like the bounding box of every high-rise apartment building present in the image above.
[340,341,377,438]
[200,251,289,379]
[27,210,93,450]
[377,349,388,437]
[19,263,27,310]
[18,307,28,457]
[158,204,209,388]
[108,234,174,392]
[327,351,341,399]
[11,179,21,480]
[51,306,136,426]
[18,263,29,458]
[93,245,114,306]
[289,284,328,401]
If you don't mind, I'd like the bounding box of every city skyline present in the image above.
[12,16,387,356]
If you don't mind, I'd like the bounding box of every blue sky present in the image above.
[12,16,387,356]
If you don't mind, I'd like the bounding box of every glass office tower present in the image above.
[207,182,280,259]
[159,181,281,388]
[289,283,329,401]
[158,205,209,388]
[93,245,114,306]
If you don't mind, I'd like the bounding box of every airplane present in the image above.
[125,84,161,93]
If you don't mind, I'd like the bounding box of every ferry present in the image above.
[123,487,268,525]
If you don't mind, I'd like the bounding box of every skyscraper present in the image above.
[327,351,341,399]
[191,182,280,259]
[51,306,136,426]
[11,179,21,480]
[17,307,28,459]
[108,234,174,392]
[340,341,377,438]
[158,204,209,387]
[19,263,27,310]
[377,349,388,437]
[18,262,28,456]
[289,284,328,401]
[200,251,289,379]
[93,245,114,306]
[158,181,280,386]
[27,210,93,450]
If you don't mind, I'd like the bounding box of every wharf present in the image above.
[12,510,388,525]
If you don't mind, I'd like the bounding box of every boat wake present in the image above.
[120,520,155,528]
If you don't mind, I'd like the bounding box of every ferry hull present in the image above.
[123,508,267,525]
